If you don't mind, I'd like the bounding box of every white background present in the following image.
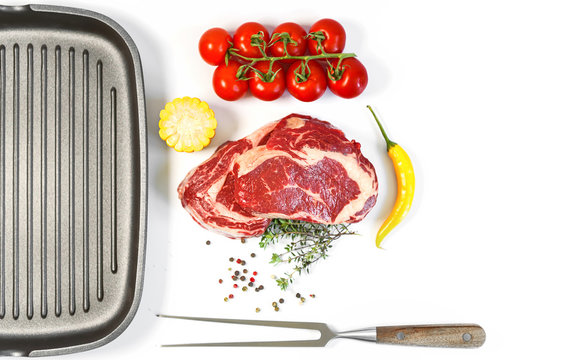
[3,0,571,358]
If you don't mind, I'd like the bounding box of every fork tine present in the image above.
[161,340,324,347]
[156,314,329,331]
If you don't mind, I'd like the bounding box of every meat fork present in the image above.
[157,315,485,348]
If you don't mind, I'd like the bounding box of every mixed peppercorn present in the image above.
[217,247,315,312]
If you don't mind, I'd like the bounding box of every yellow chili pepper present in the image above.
[367,105,415,248]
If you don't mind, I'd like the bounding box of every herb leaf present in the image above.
[259,219,357,290]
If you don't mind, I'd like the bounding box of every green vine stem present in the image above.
[230,31,357,82]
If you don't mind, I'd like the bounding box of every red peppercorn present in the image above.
[250,277,255,282]
[229,294,234,299]
[233,284,238,288]
[236,259,242,264]
[253,271,258,276]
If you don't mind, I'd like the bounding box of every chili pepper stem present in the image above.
[367,105,397,152]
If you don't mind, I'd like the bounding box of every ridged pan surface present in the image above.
[0,5,147,356]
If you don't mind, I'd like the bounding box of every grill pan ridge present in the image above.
[0,5,147,356]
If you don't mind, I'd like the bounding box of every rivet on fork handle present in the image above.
[375,324,486,348]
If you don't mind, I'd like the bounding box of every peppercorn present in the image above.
[255,288,260,292]
[229,294,234,299]
[243,269,248,274]
[255,307,261,313]
[310,294,316,298]
[206,240,211,245]
[236,259,241,264]
[258,285,264,290]
[274,306,279,312]
[240,260,246,266]
[242,286,247,292]
[279,298,284,304]
[296,293,301,298]
[241,239,246,244]
[234,270,240,276]
[248,282,254,287]
[229,257,234,262]
[233,284,238,288]
[224,297,229,302]
[300,297,306,303]
[250,277,255,282]
[272,301,277,307]
[253,271,258,276]
[250,253,256,258]
[232,276,238,281]
[240,276,246,281]
[218,279,223,284]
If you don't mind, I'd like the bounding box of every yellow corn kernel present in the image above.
[158,97,217,153]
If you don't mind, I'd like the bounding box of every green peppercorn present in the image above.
[242,286,248,292]
[255,307,261,313]
[274,306,279,312]
[272,301,277,307]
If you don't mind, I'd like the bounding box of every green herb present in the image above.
[260,219,357,290]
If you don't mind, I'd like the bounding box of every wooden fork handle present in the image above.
[376,324,485,348]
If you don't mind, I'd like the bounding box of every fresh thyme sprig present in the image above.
[260,219,357,290]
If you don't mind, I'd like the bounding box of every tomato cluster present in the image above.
[199,19,368,102]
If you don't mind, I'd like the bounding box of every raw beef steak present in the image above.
[177,122,278,238]
[234,114,378,224]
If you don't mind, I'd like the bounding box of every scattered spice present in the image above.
[233,284,238,288]
[234,270,240,276]
[237,259,242,264]
[272,302,278,307]
[274,306,280,312]
[229,294,234,299]
[232,276,238,281]
[241,239,246,244]
[250,253,256,258]
[229,257,234,262]
[218,279,223,284]
[224,297,229,302]
[240,276,246,281]
[256,307,261,313]
[243,269,248,274]
[300,297,306,303]
[296,293,301,298]
[253,271,258,276]
[279,298,284,304]
[310,294,316,298]
[248,282,254,287]
[206,240,211,245]
[258,285,264,290]
[242,286,248,292]
[249,277,255,282]
[240,260,246,266]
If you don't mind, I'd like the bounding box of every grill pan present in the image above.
[0,4,147,356]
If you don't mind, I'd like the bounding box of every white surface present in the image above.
[4,0,571,358]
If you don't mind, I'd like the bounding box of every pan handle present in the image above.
[375,324,485,348]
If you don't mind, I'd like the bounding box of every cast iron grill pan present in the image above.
[0,5,147,356]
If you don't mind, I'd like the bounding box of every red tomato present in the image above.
[286,60,327,102]
[248,61,286,101]
[327,57,368,99]
[212,60,248,101]
[307,19,346,55]
[233,22,270,58]
[199,27,232,66]
[269,22,307,61]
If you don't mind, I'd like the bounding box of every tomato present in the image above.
[269,22,307,61]
[233,22,270,58]
[307,19,346,55]
[286,60,327,102]
[248,61,286,101]
[212,60,248,101]
[327,57,368,99]
[199,27,232,66]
